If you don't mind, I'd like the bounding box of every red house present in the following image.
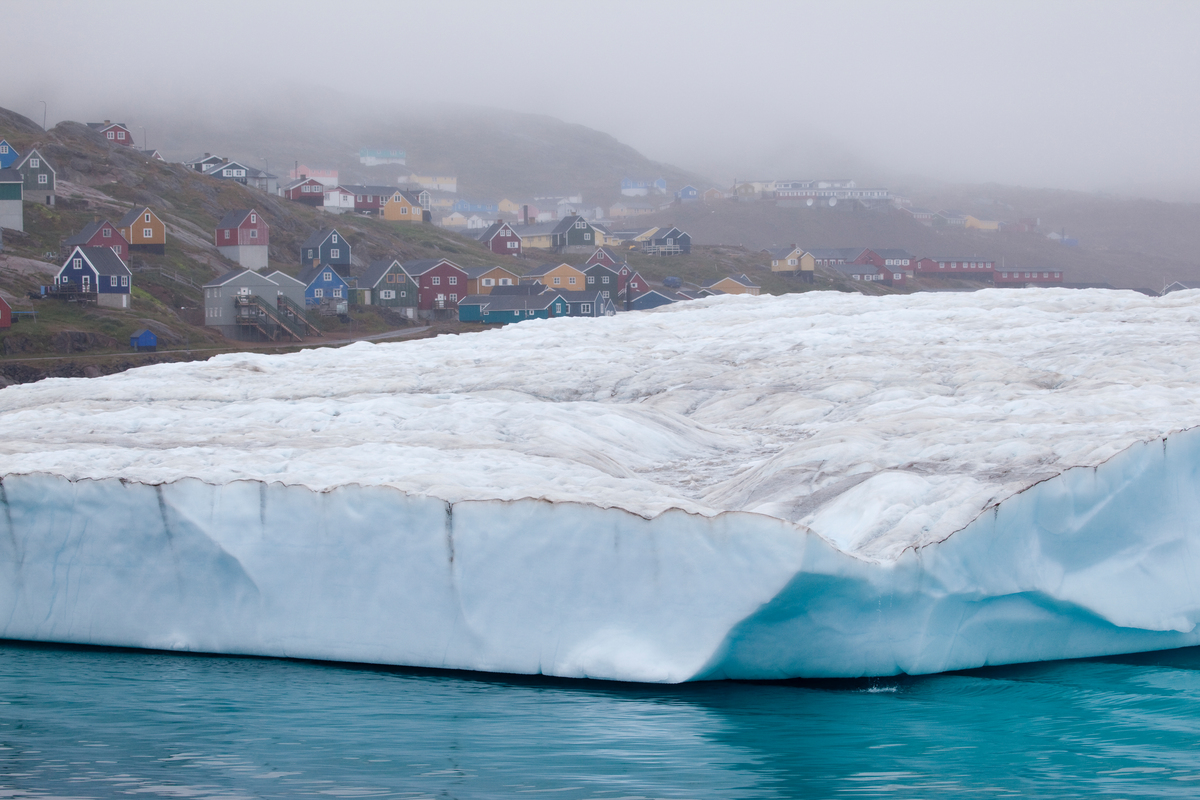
[620,270,651,307]
[403,258,470,317]
[63,219,129,263]
[586,246,623,268]
[615,262,634,294]
[993,268,1063,287]
[215,209,270,271]
[0,294,11,328]
[474,221,522,256]
[914,257,996,278]
[853,249,914,271]
[87,121,135,146]
[281,177,326,206]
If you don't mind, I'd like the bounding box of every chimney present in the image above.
[104,119,111,125]
[204,152,211,158]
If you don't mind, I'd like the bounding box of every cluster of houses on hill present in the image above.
[765,245,1063,288]
[195,215,756,341]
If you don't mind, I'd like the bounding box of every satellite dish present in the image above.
[828,198,838,207]
[806,197,814,207]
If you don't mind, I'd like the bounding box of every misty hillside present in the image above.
[638,191,1200,290]
[136,87,711,205]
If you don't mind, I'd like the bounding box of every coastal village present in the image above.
[0,110,1177,367]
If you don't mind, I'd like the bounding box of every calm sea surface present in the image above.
[2,641,1200,799]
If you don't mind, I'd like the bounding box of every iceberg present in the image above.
[3,288,1200,682]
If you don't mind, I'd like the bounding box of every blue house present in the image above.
[458,291,566,324]
[300,228,352,272]
[0,140,16,169]
[676,185,699,202]
[628,288,681,311]
[297,263,352,306]
[451,199,499,214]
[130,329,157,351]
[53,246,133,309]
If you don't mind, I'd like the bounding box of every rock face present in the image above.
[3,290,1200,681]
[51,331,120,354]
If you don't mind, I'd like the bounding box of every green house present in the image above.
[361,259,418,319]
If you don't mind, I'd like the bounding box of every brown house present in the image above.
[117,207,167,254]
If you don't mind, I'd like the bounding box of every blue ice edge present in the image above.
[2,426,1199,684]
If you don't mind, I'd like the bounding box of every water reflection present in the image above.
[3,642,1200,798]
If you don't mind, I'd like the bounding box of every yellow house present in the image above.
[441,211,468,227]
[768,246,815,277]
[513,221,558,250]
[382,190,425,222]
[707,274,761,296]
[116,206,167,254]
[522,262,586,290]
[498,198,522,216]
[964,215,1001,231]
[628,227,659,243]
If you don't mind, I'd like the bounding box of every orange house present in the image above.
[521,262,586,291]
[117,207,167,254]
[464,265,522,295]
[382,190,426,222]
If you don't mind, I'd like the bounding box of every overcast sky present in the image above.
[3,0,1198,199]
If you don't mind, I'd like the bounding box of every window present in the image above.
[788,259,797,266]
[448,276,457,285]
[500,278,510,285]
[483,278,494,286]
[249,230,258,239]
[587,276,595,284]
[250,214,256,223]
[400,207,408,214]
[507,241,518,249]
[331,248,339,259]
[553,277,561,285]
[103,228,111,237]
[584,233,591,241]
[449,293,457,302]
[381,290,395,300]
[143,228,153,238]
[575,221,586,228]
[333,288,343,298]
[225,230,231,240]
[582,303,591,313]
[117,131,125,140]
[602,291,609,299]
[432,276,440,286]
[397,274,405,283]
[31,158,39,168]
[0,145,6,153]
[568,277,576,285]
[323,272,333,282]
[528,310,535,316]
[400,291,406,297]
[332,234,338,244]
[39,174,47,185]
[107,131,115,139]
[73,258,82,269]
[356,196,363,202]
[602,276,610,284]
[314,288,324,298]
[110,276,118,287]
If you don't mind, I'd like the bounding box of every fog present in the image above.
[3,0,1198,199]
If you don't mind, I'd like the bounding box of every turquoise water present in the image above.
[3,642,1200,798]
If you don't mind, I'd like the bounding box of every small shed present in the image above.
[130,328,157,351]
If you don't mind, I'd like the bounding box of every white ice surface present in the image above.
[4,289,1200,680]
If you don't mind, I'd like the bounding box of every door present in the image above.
[80,275,90,292]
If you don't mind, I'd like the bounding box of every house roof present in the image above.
[69,246,132,276]
[523,262,583,278]
[87,121,129,130]
[64,220,120,246]
[832,263,882,276]
[264,270,305,287]
[116,207,155,228]
[869,248,914,259]
[203,268,258,288]
[463,265,519,280]
[340,184,397,196]
[926,256,995,262]
[210,161,275,180]
[301,228,342,249]
[767,246,800,259]
[514,221,561,237]
[460,293,563,312]
[554,290,608,302]
[473,221,511,243]
[0,168,23,183]
[711,273,761,289]
[216,209,256,229]
[360,259,406,288]
[403,258,464,276]
[281,177,323,191]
